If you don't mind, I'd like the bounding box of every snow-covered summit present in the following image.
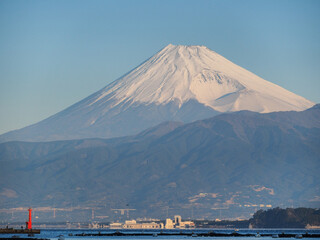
[0,44,314,142]
[89,44,314,113]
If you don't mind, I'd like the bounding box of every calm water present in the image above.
[1,229,320,240]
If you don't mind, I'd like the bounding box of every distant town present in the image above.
[106,215,194,229]
[1,214,196,230]
[1,208,320,230]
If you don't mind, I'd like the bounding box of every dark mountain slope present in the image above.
[0,105,319,219]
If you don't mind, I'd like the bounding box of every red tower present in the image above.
[26,208,32,230]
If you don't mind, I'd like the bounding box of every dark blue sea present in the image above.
[1,229,320,239]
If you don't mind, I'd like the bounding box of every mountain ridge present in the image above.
[0,44,314,143]
[1,105,319,219]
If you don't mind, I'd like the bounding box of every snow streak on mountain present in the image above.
[93,44,313,113]
[0,44,314,142]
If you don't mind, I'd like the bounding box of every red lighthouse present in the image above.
[26,208,32,230]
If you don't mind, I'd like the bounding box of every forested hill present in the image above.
[250,208,320,228]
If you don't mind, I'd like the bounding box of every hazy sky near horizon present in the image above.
[0,0,319,134]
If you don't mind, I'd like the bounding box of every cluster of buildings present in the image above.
[164,215,195,229]
[112,220,162,229]
[109,215,195,229]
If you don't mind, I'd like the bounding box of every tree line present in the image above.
[249,207,320,228]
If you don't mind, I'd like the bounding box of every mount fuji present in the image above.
[0,44,314,142]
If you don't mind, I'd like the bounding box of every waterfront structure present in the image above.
[172,215,195,229]
[89,222,100,229]
[165,218,174,229]
[26,208,32,230]
[177,220,195,228]
[122,220,163,229]
[109,222,123,229]
[0,209,40,234]
[174,215,181,225]
[108,215,194,229]
[306,224,320,229]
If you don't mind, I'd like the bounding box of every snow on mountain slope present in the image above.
[88,44,313,113]
[0,44,314,142]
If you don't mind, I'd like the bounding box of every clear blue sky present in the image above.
[0,0,319,134]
